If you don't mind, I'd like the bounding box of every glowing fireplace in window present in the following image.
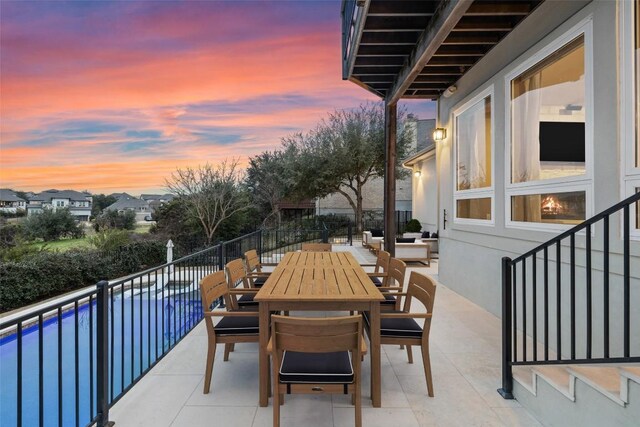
[541,196,564,216]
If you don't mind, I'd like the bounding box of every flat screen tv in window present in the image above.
[539,121,585,162]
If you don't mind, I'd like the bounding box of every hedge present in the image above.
[0,241,166,312]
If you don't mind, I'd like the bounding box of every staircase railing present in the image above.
[499,191,640,399]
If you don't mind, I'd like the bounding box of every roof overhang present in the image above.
[342,0,544,103]
[403,144,436,167]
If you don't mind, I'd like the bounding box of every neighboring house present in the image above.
[0,189,27,214]
[140,194,175,214]
[104,196,151,222]
[342,0,640,425]
[27,189,92,221]
[316,115,434,216]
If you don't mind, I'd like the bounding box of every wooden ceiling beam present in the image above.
[466,2,532,16]
[367,1,438,15]
[442,33,502,44]
[434,45,487,56]
[359,31,421,45]
[414,75,454,83]
[387,0,474,104]
[363,16,431,31]
[427,56,478,67]
[353,66,402,74]
[355,56,407,66]
[452,17,514,32]
[358,44,414,55]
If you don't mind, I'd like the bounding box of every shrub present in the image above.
[0,240,168,312]
[88,229,131,252]
[94,209,136,231]
[405,219,422,233]
[0,223,23,248]
[22,208,84,241]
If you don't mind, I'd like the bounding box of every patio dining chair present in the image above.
[244,249,276,288]
[378,257,406,311]
[300,242,332,252]
[362,249,391,287]
[363,271,437,397]
[225,258,259,309]
[268,315,364,427]
[199,271,260,394]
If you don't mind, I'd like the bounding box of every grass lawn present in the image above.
[30,238,92,251]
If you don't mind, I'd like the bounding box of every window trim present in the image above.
[504,16,594,232]
[451,85,495,226]
[620,0,640,239]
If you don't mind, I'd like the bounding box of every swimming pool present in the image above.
[0,286,203,427]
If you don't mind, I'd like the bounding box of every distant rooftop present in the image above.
[0,189,26,202]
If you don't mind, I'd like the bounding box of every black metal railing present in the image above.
[0,244,221,427]
[499,191,640,399]
[0,226,357,426]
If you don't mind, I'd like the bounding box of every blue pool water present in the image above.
[0,288,202,427]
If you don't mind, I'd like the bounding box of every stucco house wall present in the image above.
[427,0,639,357]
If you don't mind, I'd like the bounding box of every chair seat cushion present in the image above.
[252,276,267,287]
[238,293,259,306]
[279,351,354,384]
[380,293,396,305]
[214,315,259,335]
[363,311,423,338]
[370,276,383,287]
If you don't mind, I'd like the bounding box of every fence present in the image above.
[0,227,344,426]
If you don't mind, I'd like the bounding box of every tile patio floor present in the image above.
[109,245,542,427]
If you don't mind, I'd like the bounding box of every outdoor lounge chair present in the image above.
[363,271,437,397]
[199,271,260,394]
[268,315,364,427]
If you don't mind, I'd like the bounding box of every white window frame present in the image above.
[452,85,495,226]
[504,17,594,232]
[620,0,640,239]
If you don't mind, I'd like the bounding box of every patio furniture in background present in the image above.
[362,229,384,248]
[383,239,431,266]
[199,271,260,393]
[255,251,385,407]
[363,271,437,397]
[268,315,364,427]
[300,242,332,252]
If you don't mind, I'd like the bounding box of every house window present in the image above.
[453,87,494,224]
[506,20,592,229]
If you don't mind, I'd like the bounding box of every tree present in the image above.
[245,151,292,227]
[282,102,412,232]
[165,159,250,245]
[91,194,118,218]
[93,209,136,231]
[22,208,85,241]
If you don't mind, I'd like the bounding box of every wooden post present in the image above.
[384,102,397,257]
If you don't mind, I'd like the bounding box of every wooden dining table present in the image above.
[254,251,385,408]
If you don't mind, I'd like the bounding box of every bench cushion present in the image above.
[363,311,423,338]
[214,316,259,335]
[279,351,354,383]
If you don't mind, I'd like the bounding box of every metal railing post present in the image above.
[218,242,226,308]
[96,280,113,426]
[258,229,263,263]
[498,257,514,399]
[348,223,353,246]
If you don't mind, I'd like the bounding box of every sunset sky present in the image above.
[0,1,434,195]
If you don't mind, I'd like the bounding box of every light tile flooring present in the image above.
[109,245,542,426]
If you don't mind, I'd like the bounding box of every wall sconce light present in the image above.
[414,170,421,178]
[433,128,446,141]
